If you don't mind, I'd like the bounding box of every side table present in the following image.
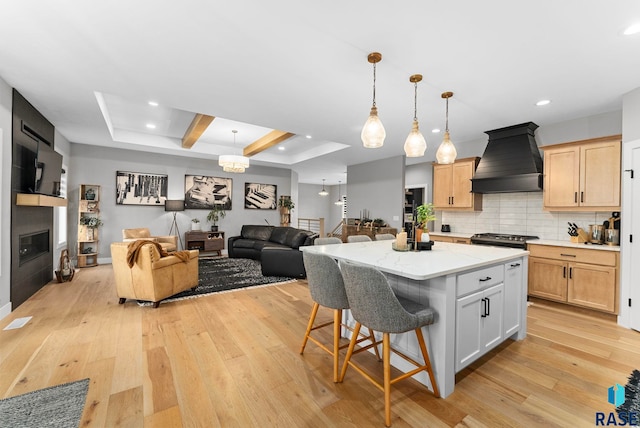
[185,231,225,256]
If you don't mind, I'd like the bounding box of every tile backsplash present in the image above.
[435,193,614,241]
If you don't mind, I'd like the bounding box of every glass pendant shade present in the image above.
[319,179,328,196]
[361,106,386,148]
[335,181,344,205]
[404,120,427,157]
[436,131,457,164]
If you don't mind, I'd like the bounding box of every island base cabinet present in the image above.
[455,283,504,371]
[503,261,523,338]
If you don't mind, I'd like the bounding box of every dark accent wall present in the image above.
[11,89,55,308]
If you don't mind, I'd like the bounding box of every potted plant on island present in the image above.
[191,218,201,231]
[206,205,226,232]
[415,203,436,242]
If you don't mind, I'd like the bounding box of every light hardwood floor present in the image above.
[1,264,638,427]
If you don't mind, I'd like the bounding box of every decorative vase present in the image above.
[210,225,218,232]
[192,223,200,231]
[86,228,94,241]
[421,230,430,242]
[85,188,95,200]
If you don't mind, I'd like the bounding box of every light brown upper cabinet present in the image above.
[433,157,482,211]
[542,135,621,211]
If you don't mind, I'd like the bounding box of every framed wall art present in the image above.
[116,171,168,206]
[244,183,277,209]
[184,175,232,210]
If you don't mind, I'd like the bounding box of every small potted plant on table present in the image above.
[191,218,201,231]
[416,203,436,242]
[206,205,226,232]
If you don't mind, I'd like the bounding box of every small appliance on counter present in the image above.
[441,224,451,232]
[588,224,605,244]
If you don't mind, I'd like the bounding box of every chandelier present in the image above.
[218,130,250,173]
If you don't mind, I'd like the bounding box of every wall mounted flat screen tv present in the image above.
[33,141,63,197]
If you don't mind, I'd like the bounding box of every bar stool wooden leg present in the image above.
[415,327,439,397]
[300,302,320,354]
[333,309,342,382]
[339,322,361,382]
[383,332,392,427]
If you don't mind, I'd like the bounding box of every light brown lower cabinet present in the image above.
[430,235,471,244]
[528,244,619,314]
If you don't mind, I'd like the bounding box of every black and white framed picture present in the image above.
[116,171,168,206]
[244,183,277,209]
[184,175,232,210]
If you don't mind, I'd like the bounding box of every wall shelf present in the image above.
[16,193,67,207]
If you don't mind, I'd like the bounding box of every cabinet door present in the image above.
[544,146,580,208]
[503,261,523,338]
[451,161,474,208]
[482,283,504,352]
[433,164,452,208]
[580,140,621,208]
[528,257,567,302]
[455,290,483,371]
[567,263,617,313]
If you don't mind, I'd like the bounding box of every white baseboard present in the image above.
[0,302,12,321]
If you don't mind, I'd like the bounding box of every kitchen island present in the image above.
[302,240,529,398]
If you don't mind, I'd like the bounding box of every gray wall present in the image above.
[69,144,294,262]
[347,155,405,230]
[297,182,345,234]
[623,87,640,142]
[0,76,11,317]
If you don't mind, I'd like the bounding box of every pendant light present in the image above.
[436,92,458,164]
[403,74,427,157]
[361,52,386,148]
[218,130,250,173]
[335,180,344,205]
[319,179,328,196]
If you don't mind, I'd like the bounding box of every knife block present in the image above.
[570,228,589,243]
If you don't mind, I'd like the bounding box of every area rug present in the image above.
[143,258,297,306]
[0,378,89,428]
[618,369,640,414]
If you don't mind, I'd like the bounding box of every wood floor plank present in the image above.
[0,264,639,427]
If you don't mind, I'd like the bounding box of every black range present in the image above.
[470,233,539,249]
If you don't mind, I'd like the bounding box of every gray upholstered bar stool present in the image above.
[375,233,395,241]
[300,252,379,382]
[346,235,372,243]
[314,237,343,245]
[338,259,439,427]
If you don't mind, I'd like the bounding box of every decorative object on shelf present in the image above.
[318,179,328,196]
[244,182,277,209]
[436,91,458,164]
[361,52,386,149]
[115,170,168,205]
[206,205,226,231]
[82,247,94,254]
[404,74,427,157]
[191,218,201,231]
[165,199,185,250]
[55,249,75,283]
[278,196,294,227]
[218,129,250,173]
[85,187,96,200]
[335,181,344,205]
[184,175,232,210]
[79,216,104,228]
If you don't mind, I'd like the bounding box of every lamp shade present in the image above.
[219,154,250,173]
[361,106,386,148]
[436,131,458,164]
[404,120,427,157]
[165,199,185,212]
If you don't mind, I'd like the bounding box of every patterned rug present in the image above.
[142,257,297,306]
[0,378,89,428]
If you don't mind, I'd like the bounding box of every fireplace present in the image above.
[19,230,50,265]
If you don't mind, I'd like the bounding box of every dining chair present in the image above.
[374,233,395,241]
[338,259,439,427]
[314,237,343,245]
[346,235,372,243]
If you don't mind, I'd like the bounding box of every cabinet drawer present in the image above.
[457,264,504,297]
[528,244,616,266]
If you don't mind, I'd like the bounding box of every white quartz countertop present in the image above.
[302,240,528,281]
[527,239,620,252]
[429,232,475,239]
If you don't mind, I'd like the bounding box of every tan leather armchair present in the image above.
[110,242,199,307]
[122,227,178,252]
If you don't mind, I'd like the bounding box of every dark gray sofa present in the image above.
[227,225,317,278]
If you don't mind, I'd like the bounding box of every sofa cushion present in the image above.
[269,227,291,246]
[288,230,312,249]
[233,239,257,249]
[254,241,289,251]
[241,225,273,241]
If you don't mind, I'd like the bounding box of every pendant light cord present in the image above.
[413,81,418,121]
[372,62,377,107]
[445,97,449,132]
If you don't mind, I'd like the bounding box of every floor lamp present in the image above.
[165,199,185,250]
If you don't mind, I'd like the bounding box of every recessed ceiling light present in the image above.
[431,128,441,133]
[278,146,285,151]
[536,99,551,106]
[148,101,159,107]
[146,123,156,129]
[306,135,312,139]
[624,23,640,35]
